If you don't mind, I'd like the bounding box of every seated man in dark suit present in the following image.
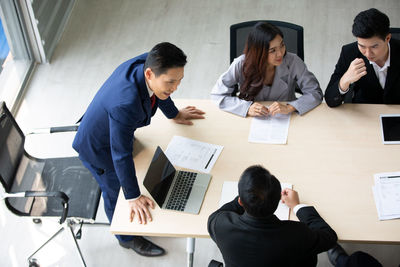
[325,8,400,107]
[207,165,337,267]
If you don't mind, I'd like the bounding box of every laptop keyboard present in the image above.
[165,171,197,211]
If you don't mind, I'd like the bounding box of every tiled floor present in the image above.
[2,0,400,266]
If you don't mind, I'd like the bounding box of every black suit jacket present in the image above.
[325,39,400,107]
[207,197,337,267]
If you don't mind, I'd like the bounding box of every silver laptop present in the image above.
[143,146,212,214]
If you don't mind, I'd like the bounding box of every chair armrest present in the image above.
[4,191,69,224]
[49,125,79,133]
[27,125,79,135]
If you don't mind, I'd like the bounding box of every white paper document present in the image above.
[372,172,400,220]
[219,181,293,220]
[248,114,291,144]
[165,136,223,173]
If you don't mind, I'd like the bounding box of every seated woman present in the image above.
[211,22,323,117]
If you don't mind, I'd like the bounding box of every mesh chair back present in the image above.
[0,102,25,192]
[230,20,304,63]
[7,156,101,219]
[0,101,101,220]
[390,27,400,40]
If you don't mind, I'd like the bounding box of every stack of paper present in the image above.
[248,114,291,144]
[219,181,292,220]
[372,172,400,220]
[165,136,223,173]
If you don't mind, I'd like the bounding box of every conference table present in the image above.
[110,99,400,265]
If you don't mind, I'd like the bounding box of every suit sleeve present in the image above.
[158,97,179,119]
[109,105,141,199]
[287,55,323,115]
[210,56,253,117]
[296,206,338,253]
[208,196,244,242]
[325,46,352,107]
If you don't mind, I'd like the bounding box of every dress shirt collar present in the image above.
[145,79,154,97]
[369,43,390,89]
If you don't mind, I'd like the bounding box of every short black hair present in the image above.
[238,165,281,217]
[352,8,390,40]
[144,42,187,76]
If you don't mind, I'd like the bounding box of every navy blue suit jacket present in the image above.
[72,53,179,199]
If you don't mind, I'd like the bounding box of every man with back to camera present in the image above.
[72,42,205,256]
[207,165,338,266]
[325,8,400,107]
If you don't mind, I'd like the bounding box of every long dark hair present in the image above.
[239,22,283,101]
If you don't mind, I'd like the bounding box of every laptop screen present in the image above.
[143,146,176,207]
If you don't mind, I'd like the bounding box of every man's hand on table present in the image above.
[128,195,155,224]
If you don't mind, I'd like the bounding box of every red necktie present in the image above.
[150,94,156,109]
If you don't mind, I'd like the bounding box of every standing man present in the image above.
[208,165,337,266]
[325,8,400,107]
[73,42,205,256]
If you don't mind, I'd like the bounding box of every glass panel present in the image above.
[0,18,10,71]
[0,0,34,111]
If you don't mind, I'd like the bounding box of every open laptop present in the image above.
[143,146,212,214]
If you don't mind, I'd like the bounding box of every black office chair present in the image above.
[390,27,400,40]
[230,20,304,96]
[0,101,105,267]
[208,259,223,267]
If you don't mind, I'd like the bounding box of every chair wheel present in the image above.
[32,218,42,224]
[29,258,40,267]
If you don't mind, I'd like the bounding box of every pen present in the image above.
[205,149,217,169]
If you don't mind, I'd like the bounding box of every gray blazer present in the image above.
[210,53,323,117]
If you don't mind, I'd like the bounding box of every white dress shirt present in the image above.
[370,43,391,89]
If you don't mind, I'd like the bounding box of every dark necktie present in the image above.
[150,94,156,109]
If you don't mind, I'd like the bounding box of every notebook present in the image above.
[143,146,212,214]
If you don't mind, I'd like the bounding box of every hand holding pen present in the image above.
[281,188,300,210]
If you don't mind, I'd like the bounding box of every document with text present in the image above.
[165,136,223,173]
[372,171,400,220]
[219,181,293,220]
[248,114,291,144]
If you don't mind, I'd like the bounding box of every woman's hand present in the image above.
[268,102,296,116]
[247,102,269,117]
